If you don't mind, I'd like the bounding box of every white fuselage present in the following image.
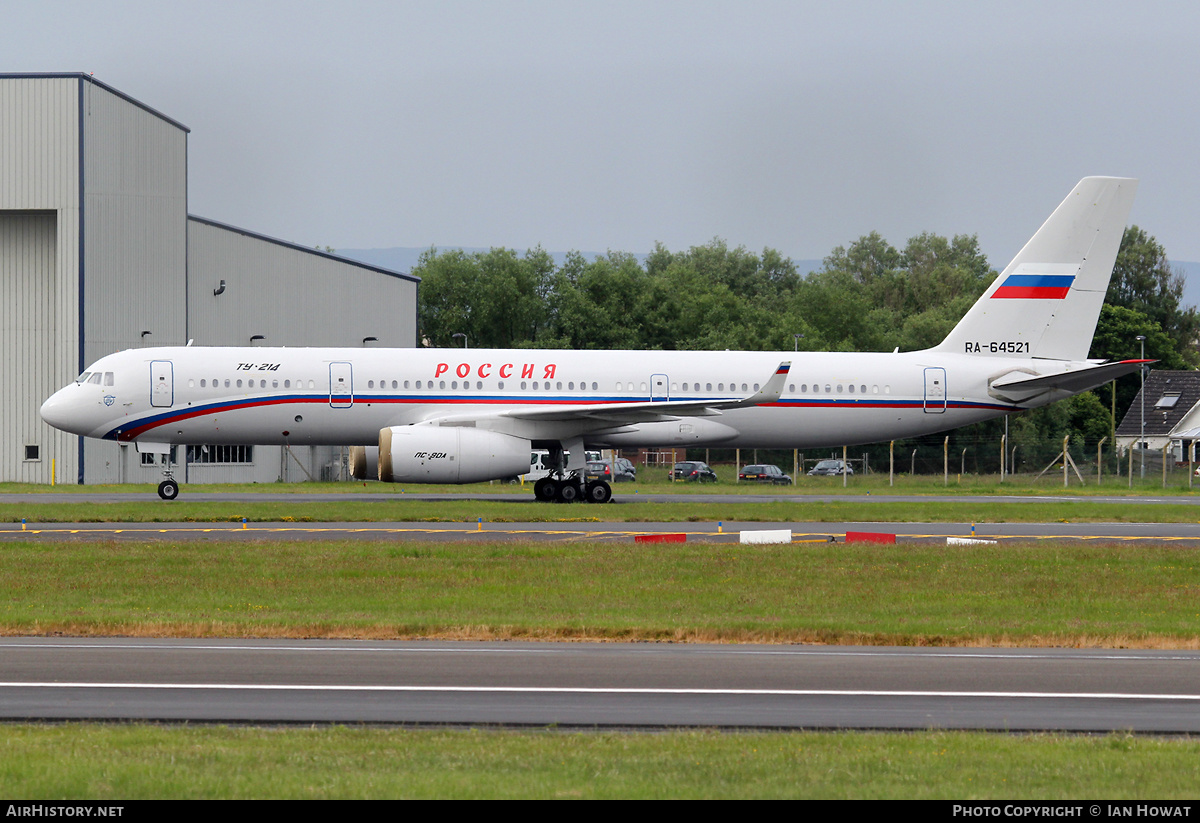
[42,345,1034,451]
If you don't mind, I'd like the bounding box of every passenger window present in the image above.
[200,379,206,388]
[849,384,855,394]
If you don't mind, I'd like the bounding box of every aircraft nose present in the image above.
[40,385,88,435]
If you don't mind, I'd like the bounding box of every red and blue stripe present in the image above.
[991,274,1074,299]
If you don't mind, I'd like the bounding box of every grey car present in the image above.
[807,459,853,476]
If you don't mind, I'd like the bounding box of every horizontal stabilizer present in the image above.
[989,359,1151,402]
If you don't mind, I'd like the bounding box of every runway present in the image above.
[2,638,1199,731]
[6,519,1200,543]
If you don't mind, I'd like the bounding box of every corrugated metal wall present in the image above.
[0,77,82,483]
[81,80,188,358]
[79,81,189,484]
[187,219,417,348]
[0,212,73,483]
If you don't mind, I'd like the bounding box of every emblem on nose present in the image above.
[104,395,115,406]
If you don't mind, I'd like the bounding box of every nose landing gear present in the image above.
[157,477,179,500]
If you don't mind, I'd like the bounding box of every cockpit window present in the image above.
[103,372,114,386]
[88,373,102,385]
[76,372,91,384]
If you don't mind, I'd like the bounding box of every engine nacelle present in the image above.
[378,426,531,484]
[348,446,379,480]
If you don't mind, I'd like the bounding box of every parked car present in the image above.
[615,457,637,479]
[587,460,636,483]
[739,464,792,484]
[670,461,718,482]
[807,459,853,476]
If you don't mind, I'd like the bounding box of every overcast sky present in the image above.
[4,0,1198,266]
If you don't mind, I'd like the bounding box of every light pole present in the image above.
[452,332,468,349]
[1137,334,1146,479]
[793,334,804,352]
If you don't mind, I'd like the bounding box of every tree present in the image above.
[1105,226,1199,366]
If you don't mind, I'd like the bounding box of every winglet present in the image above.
[732,361,791,408]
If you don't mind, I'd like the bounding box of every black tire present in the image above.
[585,480,611,504]
[157,479,179,500]
[557,481,580,504]
[534,477,557,502]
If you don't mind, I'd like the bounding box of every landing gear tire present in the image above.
[157,479,179,501]
[556,480,581,504]
[585,480,612,504]
[534,477,557,502]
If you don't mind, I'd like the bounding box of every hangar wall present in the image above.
[187,217,417,348]
[0,74,188,484]
[0,74,417,486]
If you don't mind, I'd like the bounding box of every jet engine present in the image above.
[378,425,531,484]
[348,446,379,480]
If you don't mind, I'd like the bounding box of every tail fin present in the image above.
[935,177,1137,361]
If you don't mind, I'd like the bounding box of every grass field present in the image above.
[2,725,1197,799]
[3,538,1198,646]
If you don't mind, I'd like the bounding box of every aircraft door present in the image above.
[150,360,174,408]
[923,367,946,414]
[651,374,669,402]
[329,362,354,408]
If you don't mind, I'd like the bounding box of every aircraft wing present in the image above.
[495,360,792,423]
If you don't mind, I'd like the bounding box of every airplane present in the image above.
[41,176,1144,502]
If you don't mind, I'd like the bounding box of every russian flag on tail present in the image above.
[992,274,1074,299]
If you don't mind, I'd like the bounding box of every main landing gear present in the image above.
[533,475,611,504]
